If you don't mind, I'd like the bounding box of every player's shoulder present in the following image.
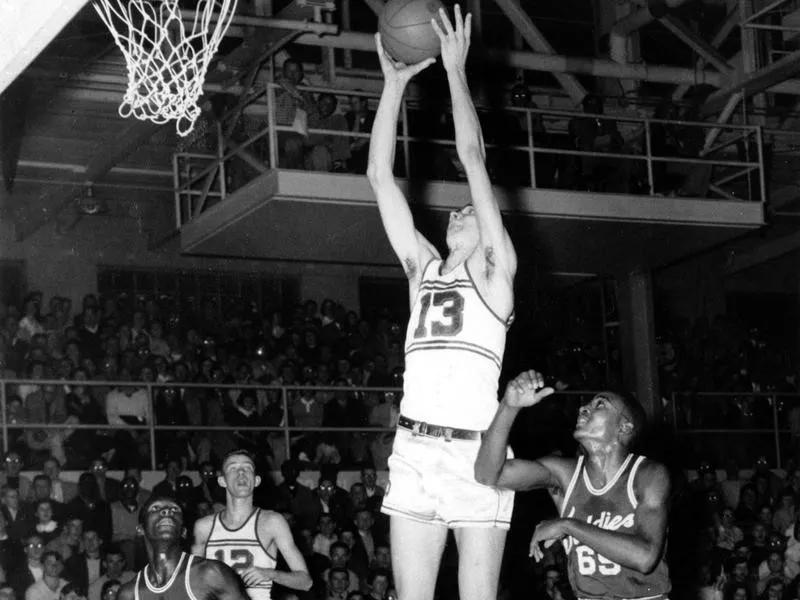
[255,508,290,531]
[632,457,671,495]
[117,577,137,600]
[193,513,216,534]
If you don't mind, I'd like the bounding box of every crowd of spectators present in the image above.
[260,56,724,200]
[0,289,405,474]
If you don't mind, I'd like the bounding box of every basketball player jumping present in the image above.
[475,371,671,600]
[118,496,247,600]
[368,6,517,600]
[192,451,312,599]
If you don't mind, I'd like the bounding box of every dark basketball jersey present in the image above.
[133,552,198,600]
[560,454,670,600]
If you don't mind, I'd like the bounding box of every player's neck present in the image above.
[583,443,629,486]
[146,544,183,586]
[441,250,469,275]
[224,496,255,521]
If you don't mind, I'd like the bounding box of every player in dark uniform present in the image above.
[118,496,247,600]
[475,371,671,600]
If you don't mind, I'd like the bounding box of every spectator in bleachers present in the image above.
[65,475,110,545]
[1,456,32,503]
[326,567,350,600]
[322,543,359,594]
[88,461,118,505]
[346,95,374,175]
[193,463,223,509]
[45,518,81,564]
[150,460,182,499]
[63,528,103,593]
[312,514,338,559]
[29,477,64,523]
[86,546,133,600]
[25,551,67,600]
[8,535,44,600]
[365,569,390,600]
[0,511,22,575]
[28,501,58,546]
[109,478,140,572]
[275,59,318,170]
[304,94,350,173]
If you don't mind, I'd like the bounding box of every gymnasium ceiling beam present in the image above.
[658,16,733,74]
[0,0,90,95]
[491,0,587,104]
[724,230,800,274]
[672,5,741,100]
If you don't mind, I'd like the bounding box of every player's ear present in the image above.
[619,420,634,437]
[218,474,227,489]
[255,475,262,488]
[136,524,144,538]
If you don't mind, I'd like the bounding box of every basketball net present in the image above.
[93,0,238,137]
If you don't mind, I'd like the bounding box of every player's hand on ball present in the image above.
[431,4,472,73]
[529,519,566,562]
[503,370,554,408]
[375,33,436,85]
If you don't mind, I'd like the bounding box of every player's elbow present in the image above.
[366,163,392,187]
[456,144,485,167]
[473,462,500,487]
[298,572,313,591]
[634,548,661,575]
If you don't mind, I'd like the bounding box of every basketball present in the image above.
[379,0,447,65]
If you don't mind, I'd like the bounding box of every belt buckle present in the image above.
[443,427,453,442]
[411,421,423,436]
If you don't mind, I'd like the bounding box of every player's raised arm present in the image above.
[367,35,439,281]
[432,5,517,278]
[475,370,573,491]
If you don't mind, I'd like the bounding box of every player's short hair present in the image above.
[221,449,256,470]
[599,390,647,450]
[138,495,180,526]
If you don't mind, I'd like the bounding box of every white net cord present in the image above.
[94,0,239,137]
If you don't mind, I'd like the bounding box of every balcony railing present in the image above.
[174,82,767,227]
[2,379,790,471]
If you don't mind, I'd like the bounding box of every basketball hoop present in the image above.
[93,0,239,137]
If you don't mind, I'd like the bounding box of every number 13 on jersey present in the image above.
[413,291,465,339]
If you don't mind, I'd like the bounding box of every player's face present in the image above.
[446,205,479,249]
[574,394,628,444]
[220,456,260,497]
[142,500,183,541]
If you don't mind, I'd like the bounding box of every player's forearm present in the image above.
[447,68,485,166]
[474,401,519,485]
[366,81,406,183]
[561,519,662,574]
[263,569,313,591]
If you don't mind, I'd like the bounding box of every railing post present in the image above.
[173,153,181,229]
[401,98,411,178]
[756,126,767,203]
[267,84,278,170]
[526,111,537,188]
[644,119,655,195]
[282,386,291,462]
[0,381,7,455]
[671,391,678,432]
[217,120,227,201]
[773,394,782,469]
[148,383,157,471]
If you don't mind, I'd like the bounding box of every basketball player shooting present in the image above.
[475,371,672,600]
[192,451,312,599]
[117,496,247,600]
[367,5,517,600]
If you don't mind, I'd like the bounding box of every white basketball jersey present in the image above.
[402,258,511,430]
[204,509,277,600]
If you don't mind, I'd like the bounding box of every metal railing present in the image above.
[666,391,800,469]
[0,378,400,471]
[174,82,767,226]
[2,378,790,470]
